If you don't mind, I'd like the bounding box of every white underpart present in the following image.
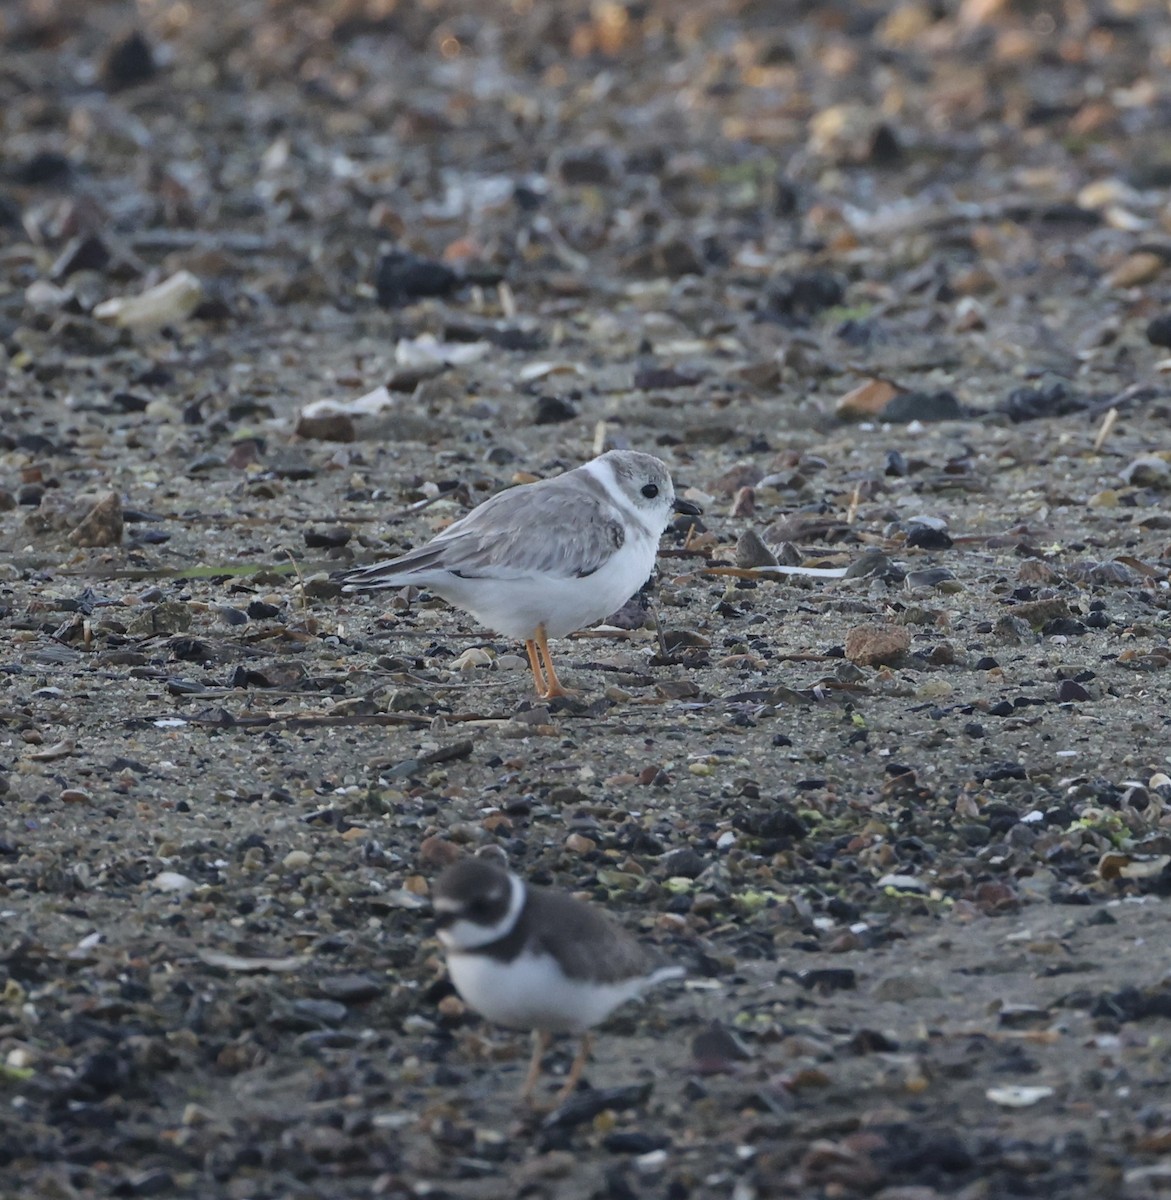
[437,873,526,951]
[429,457,666,640]
[447,949,682,1035]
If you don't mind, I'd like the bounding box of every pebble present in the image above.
[845,624,911,667]
[152,871,197,893]
[282,850,312,870]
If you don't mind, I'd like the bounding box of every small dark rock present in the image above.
[764,270,845,320]
[556,147,617,186]
[659,848,708,879]
[304,525,353,549]
[1146,313,1171,348]
[880,390,965,422]
[52,233,111,279]
[374,250,459,307]
[905,525,954,549]
[603,1131,672,1155]
[534,395,577,424]
[795,968,857,993]
[101,30,157,91]
[634,366,700,391]
[1056,679,1092,703]
[1001,381,1086,422]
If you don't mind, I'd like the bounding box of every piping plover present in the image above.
[433,856,683,1104]
[342,450,696,698]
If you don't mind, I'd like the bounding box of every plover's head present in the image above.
[433,858,524,951]
[594,450,698,531]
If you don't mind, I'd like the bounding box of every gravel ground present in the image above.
[4,2,1171,1197]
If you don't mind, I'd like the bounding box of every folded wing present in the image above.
[342,482,625,589]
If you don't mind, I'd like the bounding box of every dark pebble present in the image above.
[17,484,44,506]
[52,233,111,279]
[540,1083,652,1132]
[764,269,845,319]
[795,968,857,992]
[1001,381,1085,422]
[1056,679,1091,703]
[557,147,617,186]
[375,249,459,307]
[534,395,577,424]
[1146,313,1171,348]
[659,848,709,879]
[880,389,965,422]
[604,1131,672,1155]
[101,30,157,90]
[14,151,72,186]
[304,525,353,549]
[634,366,700,390]
[247,600,282,620]
[906,525,954,549]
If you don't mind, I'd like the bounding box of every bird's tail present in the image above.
[644,964,685,990]
[340,547,445,592]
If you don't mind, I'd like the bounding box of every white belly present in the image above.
[433,532,659,641]
[447,950,650,1034]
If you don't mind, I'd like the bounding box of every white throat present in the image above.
[438,872,526,953]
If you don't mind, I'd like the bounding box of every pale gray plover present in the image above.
[342,450,696,698]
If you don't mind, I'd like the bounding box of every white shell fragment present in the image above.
[94,270,204,329]
[986,1085,1054,1108]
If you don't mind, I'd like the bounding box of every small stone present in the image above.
[835,378,900,420]
[126,601,192,636]
[845,623,911,667]
[151,871,197,893]
[565,832,596,854]
[319,974,384,1003]
[374,249,458,307]
[282,849,312,870]
[68,491,123,547]
[1107,251,1164,288]
[1147,313,1171,348]
[303,525,353,548]
[730,486,756,517]
[880,390,965,422]
[556,147,617,186]
[1057,679,1092,703]
[419,835,462,869]
[534,395,577,424]
[101,30,157,91]
[735,529,778,568]
[1121,456,1171,488]
[295,411,356,442]
[60,788,91,804]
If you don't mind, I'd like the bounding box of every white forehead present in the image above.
[434,896,462,913]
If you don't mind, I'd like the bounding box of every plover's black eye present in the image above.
[641,483,659,499]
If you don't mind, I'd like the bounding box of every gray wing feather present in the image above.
[344,478,624,588]
[533,890,655,984]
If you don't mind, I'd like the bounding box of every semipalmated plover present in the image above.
[432,856,683,1103]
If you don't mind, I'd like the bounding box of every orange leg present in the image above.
[520,1029,552,1103]
[534,623,577,699]
[553,1032,592,1105]
[524,639,549,698]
